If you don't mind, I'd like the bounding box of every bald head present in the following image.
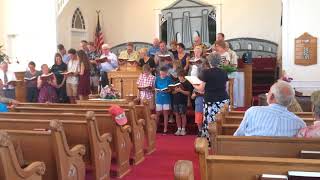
[153,38,160,47]
[268,80,295,107]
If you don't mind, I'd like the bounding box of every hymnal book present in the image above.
[6,80,21,84]
[40,73,53,80]
[185,76,203,85]
[300,150,320,159]
[168,82,181,90]
[260,174,288,180]
[288,171,320,180]
[127,59,137,64]
[158,54,173,61]
[118,58,129,62]
[60,71,74,76]
[155,87,169,92]
[95,56,108,63]
[189,58,202,65]
[138,86,152,91]
[24,76,37,81]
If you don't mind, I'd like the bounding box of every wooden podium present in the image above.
[14,71,26,102]
[108,63,141,98]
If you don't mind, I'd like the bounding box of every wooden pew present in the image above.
[77,100,157,155]
[12,104,146,165]
[174,138,320,180]
[226,110,313,119]
[0,111,112,180]
[16,101,156,155]
[0,131,46,180]
[214,135,320,158]
[0,112,132,178]
[2,120,86,180]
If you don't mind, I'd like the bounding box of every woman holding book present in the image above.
[37,64,58,103]
[77,50,91,100]
[136,64,155,110]
[193,53,229,143]
[138,48,156,74]
[176,43,190,72]
[51,53,68,103]
[24,61,41,102]
[188,46,205,76]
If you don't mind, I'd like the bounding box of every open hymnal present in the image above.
[95,56,108,63]
[168,82,181,90]
[6,80,21,84]
[40,73,53,80]
[288,171,320,180]
[24,76,37,81]
[138,86,153,91]
[158,54,172,61]
[185,76,203,85]
[60,71,74,76]
[260,174,288,180]
[155,87,169,92]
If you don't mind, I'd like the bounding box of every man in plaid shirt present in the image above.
[137,64,155,110]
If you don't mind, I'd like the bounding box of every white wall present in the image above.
[57,0,282,47]
[1,0,57,71]
[56,0,100,50]
[282,0,320,93]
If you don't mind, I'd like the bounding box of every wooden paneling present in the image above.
[108,70,141,98]
[14,71,26,102]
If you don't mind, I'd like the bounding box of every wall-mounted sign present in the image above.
[295,32,317,66]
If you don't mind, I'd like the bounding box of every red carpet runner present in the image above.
[110,134,200,180]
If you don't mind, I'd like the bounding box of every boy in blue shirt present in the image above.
[155,66,173,133]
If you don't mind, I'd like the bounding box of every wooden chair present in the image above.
[0,111,112,180]
[174,138,320,180]
[0,112,132,178]
[0,130,46,180]
[12,104,146,165]
[3,120,86,180]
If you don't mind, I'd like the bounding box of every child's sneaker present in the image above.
[174,129,181,136]
[180,129,186,136]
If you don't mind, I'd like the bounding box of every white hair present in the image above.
[270,80,295,107]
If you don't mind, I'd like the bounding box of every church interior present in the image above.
[0,0,320,179]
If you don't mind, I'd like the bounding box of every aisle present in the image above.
[115,134,200,180]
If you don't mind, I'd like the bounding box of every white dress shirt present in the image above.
[99,52,118,72]
[0,70,17,90]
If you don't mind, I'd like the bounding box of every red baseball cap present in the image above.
[108,105,128,126]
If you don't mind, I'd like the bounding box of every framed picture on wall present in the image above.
[295,32,317,66]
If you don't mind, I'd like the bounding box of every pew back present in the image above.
[215,135,320,158]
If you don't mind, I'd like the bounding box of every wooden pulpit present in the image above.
[108,63,141,98]
[14,71,26,102]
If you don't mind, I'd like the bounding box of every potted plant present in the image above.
[0,45,9,64]
[221,64,237,78]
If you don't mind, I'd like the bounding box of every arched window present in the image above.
[160,16,167,43]
[192,31,200,40]
[72,8,86,30]
[208,11,216,44]
[247,43,252,50]
[176,32,182,43]
[233,42,241,50]
[258,45,264,51]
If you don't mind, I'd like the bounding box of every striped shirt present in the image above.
[234,104,306,137]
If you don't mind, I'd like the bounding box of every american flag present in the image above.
[95,12,104,53]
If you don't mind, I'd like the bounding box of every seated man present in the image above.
[234,80,306,137]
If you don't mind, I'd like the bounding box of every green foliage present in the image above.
[0,45,8,63]
[221,65,237,74]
